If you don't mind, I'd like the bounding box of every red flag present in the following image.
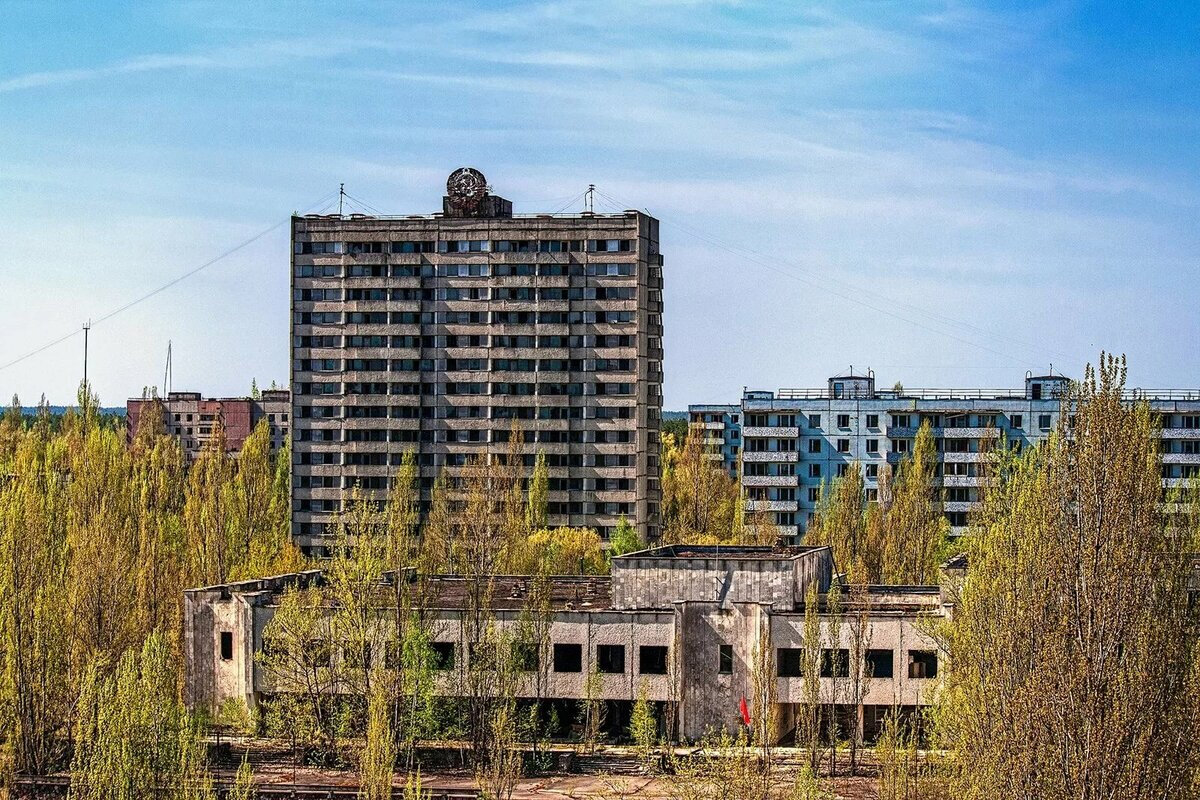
[739,696,752,727]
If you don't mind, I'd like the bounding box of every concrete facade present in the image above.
[126,390,290,462]
[686,404,741,477]
[184,545,947,743]
[291,169,664,553]
[694,371,1200,541]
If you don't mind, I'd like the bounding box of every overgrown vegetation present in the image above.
[2,354,1197,799]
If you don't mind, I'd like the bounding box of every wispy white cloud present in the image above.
[0,37,374,93]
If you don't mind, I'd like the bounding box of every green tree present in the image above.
[359,678,396,800]
[524,450,548,534]
[879,422,945,584]
[69,632,212,799]
[937,355,1200,799]
[630,680,657,769]
[608,516,641,558]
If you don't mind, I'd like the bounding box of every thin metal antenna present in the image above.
[585,184,595,213]
[338,183,345,216]
[163,340,173,397]
[82,321,91,390]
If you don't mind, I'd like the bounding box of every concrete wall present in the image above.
[770,612,940,709]
[612,549,832,610]
[675,600,768,740]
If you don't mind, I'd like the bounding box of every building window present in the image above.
[866,414,879,428]
[553,643,583,673]
[808,439,822,454]
[866,464,878,478]
[808,487,820,503]
[821,648,849,678]
[808,463,822,478]
[1011,414,1023,429]
[892,439,911,454]
[777,648,803,677]
[837,414,850,428]
[908,650,938,679]
[513,642,539,672]
[837,439,850,453]
[1039,414,1052,430]
[431,642,455,671]
[865,649,893,679]
[891,414,910,428]
[836,464,848,477]
[219,631,233,661]
[597,644,625,674]
[719,644,734,675]
[866,439,879,453]
[639,646,669,675]
[808,414,821,429]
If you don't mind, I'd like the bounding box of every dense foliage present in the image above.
[936,356,1200,799]
[805,422,952,584]
[0,389,301,783]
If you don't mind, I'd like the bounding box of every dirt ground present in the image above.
[208,739,886,798]
[232,763,880,799]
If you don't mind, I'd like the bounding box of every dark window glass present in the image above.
[431,642,455,671]
[597,644,625,674]
[639,645,669,675]
[908,650,938,679]
[777,648,803,678]
[718,644,733,675]
[553,643,583,673]
[865,649,893,679]
[821,648,849,678]
[513,642,539,672]
[220,631,233,661]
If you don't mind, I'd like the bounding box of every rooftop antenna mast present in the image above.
[585,184,595,213]
[338,183,345,216]
[163,340,173,398]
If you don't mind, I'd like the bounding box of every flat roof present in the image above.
[616,544,824,561]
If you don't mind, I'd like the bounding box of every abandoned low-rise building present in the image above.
[184,545,947,743]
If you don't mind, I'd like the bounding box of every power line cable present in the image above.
[592,188,1026,365]
[0,188,341,374]
[593,187,1065,365]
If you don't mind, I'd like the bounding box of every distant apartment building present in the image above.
[686,404,741,477]
[126,390,291,461]
[694,371,1200,541]
[290,168,664,553]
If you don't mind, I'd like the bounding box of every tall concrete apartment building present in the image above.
[692,371,1200,542]
[291,169,664,553]
[126,390,290,462]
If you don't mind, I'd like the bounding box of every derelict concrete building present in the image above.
[184,546,946,743]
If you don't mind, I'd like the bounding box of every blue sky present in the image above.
[1,1,1198,409]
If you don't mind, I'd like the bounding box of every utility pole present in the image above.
[82,321,91,390]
